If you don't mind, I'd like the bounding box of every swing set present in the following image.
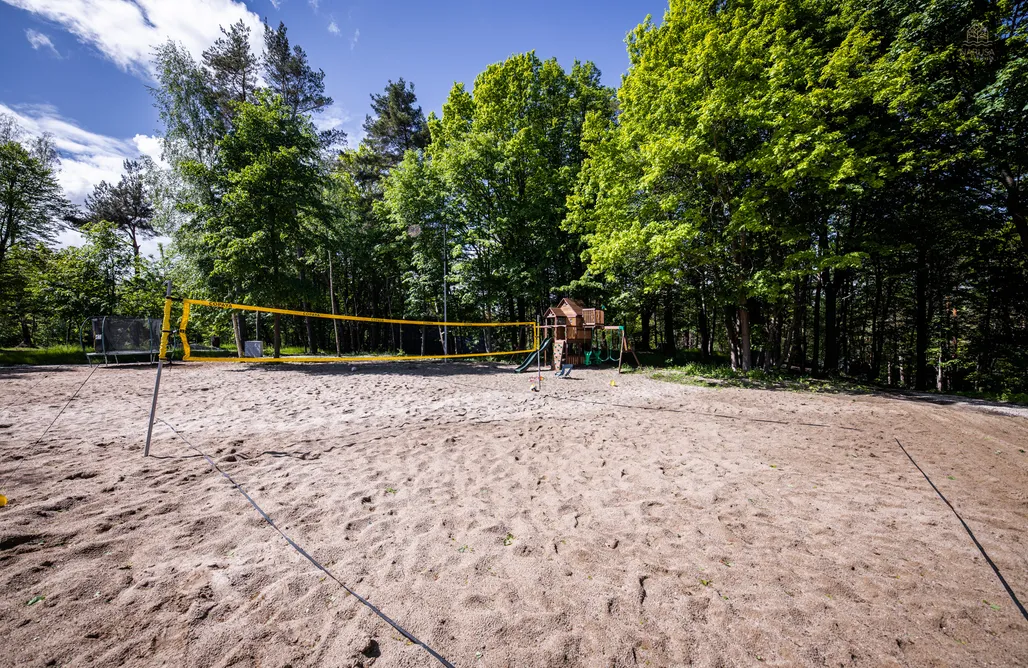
[586,327,626,365]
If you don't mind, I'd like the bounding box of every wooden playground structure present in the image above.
[536,298,640,373]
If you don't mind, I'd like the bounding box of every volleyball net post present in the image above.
[144,279,174,457]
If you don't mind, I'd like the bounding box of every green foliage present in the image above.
[182,90,328,305]
[363,78,430,170]
[0,123,69,278]
[0,222,167,348]
[3,9,1023,395]
[384,52,615,324]
[82,159,156,258]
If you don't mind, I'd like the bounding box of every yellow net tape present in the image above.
[168,298,539,364]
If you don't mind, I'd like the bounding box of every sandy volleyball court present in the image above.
[1,362,1026,667]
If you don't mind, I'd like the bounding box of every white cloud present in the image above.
[269,0,280,7]
[1,102,172,254]
[25,28,59,56]
[350,28,359,51]
[327,20,339,35]
[313,105,350,133]
[3,0,263,76]
[132,134,165,163]
[0,102,164,204]
[309,0,319,10]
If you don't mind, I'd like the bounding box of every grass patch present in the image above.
[649,362,876,395]
[0,345,88,365]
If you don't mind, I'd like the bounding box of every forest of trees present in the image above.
[1,1,1025,397]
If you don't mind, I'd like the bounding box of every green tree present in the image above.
[408,53,613,329]
[203,19,259,121]
[363,78,430,170]
[0,116,69,279]
[262,21,332,119]
[181,91,329,355]
[82,159,156,260]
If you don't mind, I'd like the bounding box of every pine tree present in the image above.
[363,78,429,169]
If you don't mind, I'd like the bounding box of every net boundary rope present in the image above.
[169,298,539,364]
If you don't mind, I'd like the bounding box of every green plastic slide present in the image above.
[515,337,552,373]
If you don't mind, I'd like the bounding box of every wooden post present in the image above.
[618,327,624,373]
[618,326,640,373]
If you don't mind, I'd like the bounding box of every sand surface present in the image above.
[1,362,1027,667]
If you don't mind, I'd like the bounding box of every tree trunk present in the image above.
[698,293,711,359]
[301,301,317,355]
[1002,167,1028,257]
[662,286,676,356]
[328,251,342,356]
[725,306,741,369]
[517,297,527,350]
[870,264,883,380]
[824,268,838,373]
[812,276,822,374]
[738,304,751,372]
[640,302,652,352]
[273,313,281,358]
[19,316,34,348]
[792,275,808,373]
[914,248,929,390]
[232,312,245,358]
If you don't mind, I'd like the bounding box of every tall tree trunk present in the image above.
[232,312,245,358]
[662,286,676,356]
[697,292,711,359]
[812,276,822,374]
[640,301,652,352]
[824,268,838,373]
[870,264,883,380]
[914,248,930,391]
[20,316,34,348]
[517,297,527,350]
[273,313,281,358]
[328,251,342,356]
[296,248,317,355]
[792,275,808,373]
[738,303,751,372]
[1002,167,1027,256]
[725,306,741,369]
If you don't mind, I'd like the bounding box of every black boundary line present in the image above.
[1,364,99,491]
[895,437,1028,623]
[151,415,456,668]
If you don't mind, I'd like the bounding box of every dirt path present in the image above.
[1,363,1026,667]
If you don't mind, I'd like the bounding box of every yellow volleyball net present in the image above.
[159,297,538,364]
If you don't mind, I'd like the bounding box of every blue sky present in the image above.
[1,0,668,212]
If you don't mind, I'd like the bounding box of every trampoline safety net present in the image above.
[83,316,169,366]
